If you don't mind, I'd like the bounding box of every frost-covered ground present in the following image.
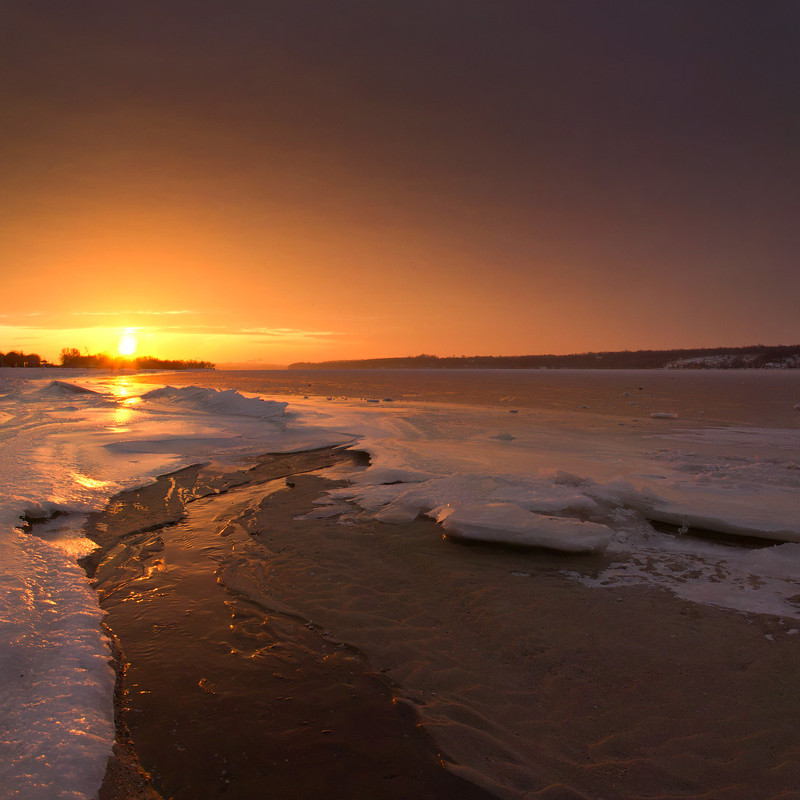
[0,370,349,800]
[1,368,799,798]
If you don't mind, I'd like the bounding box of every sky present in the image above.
[2,1,798,366]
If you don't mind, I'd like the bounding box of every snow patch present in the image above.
[432,503,613,552]
[142,385,287,419]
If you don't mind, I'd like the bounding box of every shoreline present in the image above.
[82,448,800,800]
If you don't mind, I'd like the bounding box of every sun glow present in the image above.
[117,332,138,356]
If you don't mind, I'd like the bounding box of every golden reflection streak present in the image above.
[106,378,143,428]
[70,472,111,489]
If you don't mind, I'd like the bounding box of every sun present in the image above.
[117,332,138,357]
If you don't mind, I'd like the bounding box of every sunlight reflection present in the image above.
[32,515,97,558]
[108,379,142,404]
[113,405,135,427]
[106,378,143,429]
[71,472,111,490]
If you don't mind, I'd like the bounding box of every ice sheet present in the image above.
[2,368,799,799]
[265,393,800,617]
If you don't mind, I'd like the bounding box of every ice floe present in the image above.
[432,502,613,552]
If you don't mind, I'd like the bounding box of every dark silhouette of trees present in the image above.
[1,347,212,370]
[58,348,214,370]
[59,348,83,366]
[0,350,41,367]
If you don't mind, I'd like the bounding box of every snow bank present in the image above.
[28,380,105,401]
[0,374,341,800]
[141,385,287,419]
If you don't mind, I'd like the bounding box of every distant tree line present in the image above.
[0,350,42,367]
[58,348,214,370]
[0,348,214,370]
[289,344,800,371]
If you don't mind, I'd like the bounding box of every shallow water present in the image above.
[90,447,800,800]
[86,453,497,799]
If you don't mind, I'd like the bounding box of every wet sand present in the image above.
[84,449,497,800]
[84,448,800,800]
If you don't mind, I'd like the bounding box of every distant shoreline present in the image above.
[289,344,800,371]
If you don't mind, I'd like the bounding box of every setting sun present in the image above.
[117,332,138,356]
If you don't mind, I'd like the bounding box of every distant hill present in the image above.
[289,345,800,371]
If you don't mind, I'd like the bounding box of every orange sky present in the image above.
[2,2,798,366]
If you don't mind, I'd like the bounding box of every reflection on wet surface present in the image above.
[85,448,496,800]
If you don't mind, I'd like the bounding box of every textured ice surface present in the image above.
[274,389,800,617]
[2,367,800,798]
[432,502,613,552]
